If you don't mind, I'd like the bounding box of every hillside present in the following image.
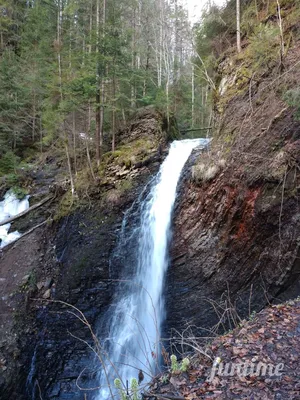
[150,298,300,399]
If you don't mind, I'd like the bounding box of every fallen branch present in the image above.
[0,195,54,227]
[181,127,212,133]
[144,392,185,400]
[4,220,50,250]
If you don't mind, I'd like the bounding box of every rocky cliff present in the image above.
[166,36,300,337]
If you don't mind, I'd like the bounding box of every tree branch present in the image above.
[0,195,53,227]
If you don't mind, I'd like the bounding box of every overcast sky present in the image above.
[185,0,227,23]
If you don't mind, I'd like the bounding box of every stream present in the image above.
[0,191,29,248]
[97,139,208,399]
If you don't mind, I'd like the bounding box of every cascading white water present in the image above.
[97,139,208,399]
[0,191,30,248]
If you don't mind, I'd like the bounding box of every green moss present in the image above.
[116,178,133,193]
[99,139,155,176]
[5,173,19,187]
[54,190,77,221]
[11,186,28,200]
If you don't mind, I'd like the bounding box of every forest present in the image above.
[1,0,297,196]
[0,0,255,193]
[0,0,207,187]
[1,0,300,399]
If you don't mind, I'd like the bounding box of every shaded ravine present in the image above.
[96,139,208,399]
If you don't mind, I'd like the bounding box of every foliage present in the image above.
[5,173,19,187]
[0,0,200,184]
[131,378,139,400]
[284,88,300,119]
[247,24,280,69]
[0,50,30,154]
[180,357,190,372]
[114,377,141,400]
[11,186,28,200]
[170,354,191,373]
[1,0,295,194]
[0,151,20,175]
[170,354,179,373]
[114,378,127,400]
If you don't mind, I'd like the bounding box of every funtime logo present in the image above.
[207,357,284,382]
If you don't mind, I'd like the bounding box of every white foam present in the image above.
[0,191,30,248]
[97,138,209,398]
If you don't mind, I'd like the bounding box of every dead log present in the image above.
[0,195,54,227]
[180,127,212,133]
[2,220,49,250]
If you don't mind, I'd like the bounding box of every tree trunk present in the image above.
[191,64,195,128]
[72,111,77,176]
[236,0,241,53]
[112,69,116,152]
[57,0,75,195]
[40,116,43,154]
[0,195,53,227]
[99,0,106,153]
[87,102,96,181]
[95,0,101,166]
[277,0,285,65]
[32,88,36,141]
[131,6,137,108]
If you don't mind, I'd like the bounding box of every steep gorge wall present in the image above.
[166,39,300,336]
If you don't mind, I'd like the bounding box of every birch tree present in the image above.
[236,0,241,53]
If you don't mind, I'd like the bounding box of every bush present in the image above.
[170,354,179,373]
[5,173,19,187]
[284,88,300,119]
[247,24,280,69]
[170,354,191,373]
[114,377,141,400]
[180,357,190,372]
[0,151,20,175]
[11,186,28,200]
[241,3,258,36]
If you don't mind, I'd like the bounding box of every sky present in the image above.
[185,0,228,23]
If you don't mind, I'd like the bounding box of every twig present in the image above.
[36,380,44,400]
[144,392,185,400]
[278,168,288,269]
[4,220,49,249]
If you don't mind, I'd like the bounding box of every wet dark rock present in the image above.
[44,277,53,289]
[0,107,171,400]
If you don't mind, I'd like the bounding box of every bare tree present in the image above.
[56,0,75,195]
[277,0,285,66]
[236,0,241,53]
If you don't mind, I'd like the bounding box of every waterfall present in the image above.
[97,139,208,399]
[0,191,30,248]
